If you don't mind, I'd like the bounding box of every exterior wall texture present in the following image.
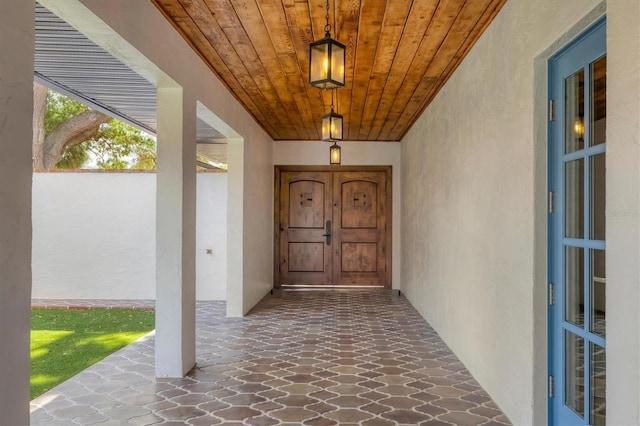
[606,1,640,423]
[32,172,227,301]
[400,1,606,424]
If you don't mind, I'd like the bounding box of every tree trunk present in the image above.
[32,82,111,169]
[32,82,48,169]
[42,109,111,169]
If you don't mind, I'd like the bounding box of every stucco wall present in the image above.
[196,173,228,301]
[32,172,227,301]
[241,129,276,314]
[606,1,640,424]
[274,141,402,288]
[400,1,604,424]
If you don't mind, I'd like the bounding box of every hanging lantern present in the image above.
[321,107,343,141]
[329,141,341,165]
[309,0,345,89]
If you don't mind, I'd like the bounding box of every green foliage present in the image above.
[30,308,155,399]
[86,120,157,170]
[56,144,90,169]
[45,90,156,170]
[45,91,87,133]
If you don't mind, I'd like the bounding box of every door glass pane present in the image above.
[590,56,606,147]
[565,69,585,153]
[565,331,585,418]
[565,159,584,239]
[590,249,606,338]
[590,153,606,240]
[590,343,606,425]
[565,246,584,327]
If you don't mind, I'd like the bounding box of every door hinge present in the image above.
[549,283,555,305]
[549,99,555,121]
[549,191,555,214]
[549,375,555,398]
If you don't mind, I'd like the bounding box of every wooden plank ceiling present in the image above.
[151,0,507,141]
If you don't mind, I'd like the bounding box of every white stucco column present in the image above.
[155,86,197,377]
[0,1,34,424]
[226,138,244,317]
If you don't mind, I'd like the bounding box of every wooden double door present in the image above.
[275,166,391,288]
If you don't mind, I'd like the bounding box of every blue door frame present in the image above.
[548,18,606,425]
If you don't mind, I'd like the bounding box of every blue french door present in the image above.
[549,19,606,425]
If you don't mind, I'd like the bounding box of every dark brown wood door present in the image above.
[278,168,389,287]
[279,171,333,285]
[332,171,387,286]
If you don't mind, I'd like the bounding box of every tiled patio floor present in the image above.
[30,290,511,425]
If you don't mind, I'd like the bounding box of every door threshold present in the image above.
[279,285,386,291]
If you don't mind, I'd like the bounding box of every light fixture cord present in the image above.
[330,88,335,112]
[324,0,331,36]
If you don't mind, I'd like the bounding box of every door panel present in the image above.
[549,19,606,426]
[280,172,332,285]
[288,180,326,228]
[340,180,378,228]
[288,243,324,272]
[341,243,377,272]
[277,168,390,287]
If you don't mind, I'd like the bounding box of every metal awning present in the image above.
[35,2,227,165]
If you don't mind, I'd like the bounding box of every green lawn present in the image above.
[31,308,155,399]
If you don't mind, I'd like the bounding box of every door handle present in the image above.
[321,220,332,246]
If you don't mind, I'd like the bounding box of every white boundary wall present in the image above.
[32,171,227,301]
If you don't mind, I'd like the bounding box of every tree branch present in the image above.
[42,110,111,168]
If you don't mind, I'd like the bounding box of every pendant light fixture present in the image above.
[322,90,342,165]
[309,0,345,89]
[322,89,343,141]
[329,141,341,165]
[309,0,345,165]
